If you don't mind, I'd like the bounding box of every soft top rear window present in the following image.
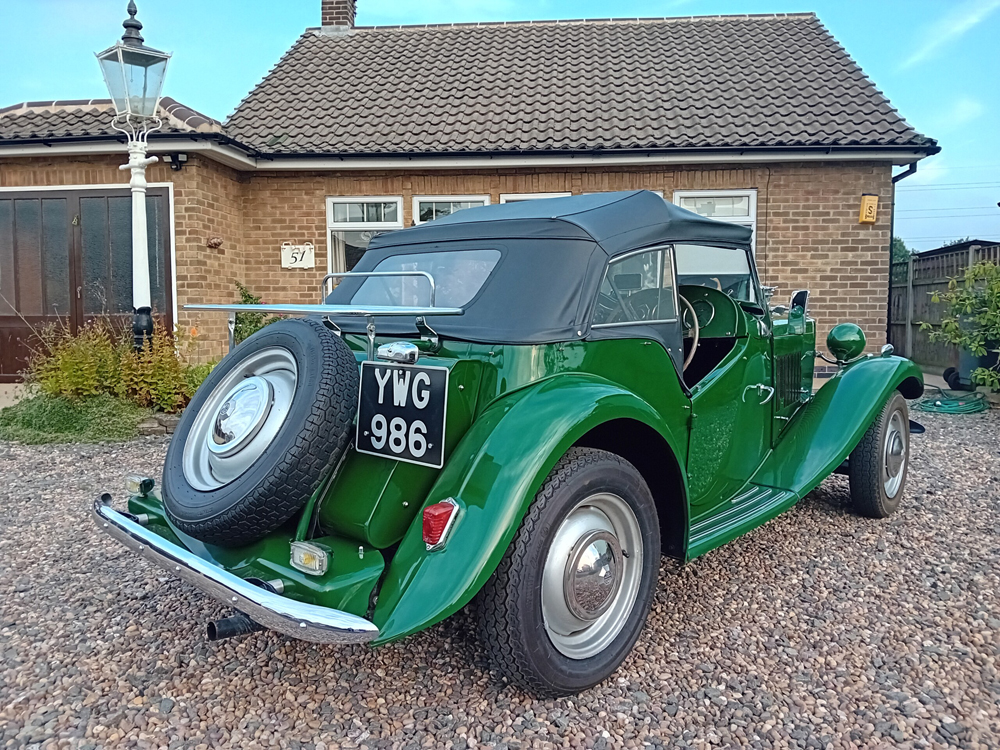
[349,248,501,308]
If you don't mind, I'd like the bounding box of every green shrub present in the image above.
[925,260,1000,390]
[24,319,216,413]
[184,359,218,397]
[234,281,280,344]
[117,326,193,412]
[28,320,125,400]
[0,393,150,444]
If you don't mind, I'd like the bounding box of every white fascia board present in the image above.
[0,140,929,171]
[0,138,256,170]
[257,149,929,170]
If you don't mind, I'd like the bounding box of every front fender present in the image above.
[371,373,686,644]
[752,355,923,497]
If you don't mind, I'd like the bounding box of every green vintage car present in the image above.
[94,191,923,696]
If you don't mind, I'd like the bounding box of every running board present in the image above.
[688,484,798,559]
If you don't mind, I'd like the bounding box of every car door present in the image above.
[676,243,773,519]
[686,314,773,516]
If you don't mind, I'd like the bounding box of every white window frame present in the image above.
[672,189,757,253]
[499,192,572,203]
[325,196,404,274]
[412,194,491,225]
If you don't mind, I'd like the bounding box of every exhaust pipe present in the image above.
[207,613,265,641]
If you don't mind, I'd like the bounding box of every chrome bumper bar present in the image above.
[92,499,380,645]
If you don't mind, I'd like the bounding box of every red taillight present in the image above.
[422,499,459,549]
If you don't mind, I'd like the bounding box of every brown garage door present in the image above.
[0,187,172,382]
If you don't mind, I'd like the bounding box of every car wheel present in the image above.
[476,447,660,696]
[848,391,910,519]
[161,318,358,547]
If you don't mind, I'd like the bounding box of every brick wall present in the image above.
[0,155,893,363]
[0,153,246,361]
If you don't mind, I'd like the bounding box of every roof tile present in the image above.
[225,13,933,155]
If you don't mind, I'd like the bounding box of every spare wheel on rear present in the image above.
[162,317,358,547]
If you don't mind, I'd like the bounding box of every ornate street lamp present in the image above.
[96,1,171,348]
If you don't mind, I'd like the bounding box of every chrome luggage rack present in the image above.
[186,270,461,358]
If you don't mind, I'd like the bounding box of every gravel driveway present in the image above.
[1,409,999,749]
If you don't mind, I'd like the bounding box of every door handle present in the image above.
[76,286,82,299]
[742,384,775,404]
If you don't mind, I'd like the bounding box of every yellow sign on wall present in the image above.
[859,194,878,224]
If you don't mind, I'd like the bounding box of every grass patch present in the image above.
[0,393,151,444]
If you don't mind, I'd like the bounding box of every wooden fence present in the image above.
[889,243,1000,368]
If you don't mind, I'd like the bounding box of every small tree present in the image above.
[891,236,912,265]
[924,261,1000,390]
[233,281,280,344]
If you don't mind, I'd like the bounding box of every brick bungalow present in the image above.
[0,1,938,378]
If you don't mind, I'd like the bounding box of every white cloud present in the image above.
[900,0,1000,70]
[933,96,986,135]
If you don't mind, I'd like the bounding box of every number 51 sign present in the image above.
[280,242,315,269]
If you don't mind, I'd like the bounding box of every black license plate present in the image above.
[356,361,449,468]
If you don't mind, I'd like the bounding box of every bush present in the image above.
[28,320,125,400]
[117,326,195,412]
[925,260,1000,390]
[234,281,280,344]
[24,319,216,413]
[0,393,150,444]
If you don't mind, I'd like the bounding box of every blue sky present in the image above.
[1,0,998,251]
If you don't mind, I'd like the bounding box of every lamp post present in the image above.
[96,1,170,349]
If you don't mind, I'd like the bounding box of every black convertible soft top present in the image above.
[327,191,753,344]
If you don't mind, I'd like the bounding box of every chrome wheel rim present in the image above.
[541,492,643,660]
[183,347,297,491]
[883,408,907,498]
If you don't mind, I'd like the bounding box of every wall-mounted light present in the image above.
[164,152,188,171]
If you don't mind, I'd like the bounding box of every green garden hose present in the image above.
[917,386,990,414]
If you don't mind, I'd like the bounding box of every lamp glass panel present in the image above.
[120,49,167,118]
[98,50,129,114]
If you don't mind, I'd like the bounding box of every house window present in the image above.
[413,195,490,225]
[499,192,572,203]
[672,189,757,251]
[326,197,403,273]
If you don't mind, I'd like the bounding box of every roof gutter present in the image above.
[0,137,938,172]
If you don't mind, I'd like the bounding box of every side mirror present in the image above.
[790,289,809,315]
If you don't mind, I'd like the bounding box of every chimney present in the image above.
[322,0,356,28]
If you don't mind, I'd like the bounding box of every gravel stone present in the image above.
[1,409,999,748]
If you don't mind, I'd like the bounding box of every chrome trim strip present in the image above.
[92,499,379,645]
[591,317,680,329]
[185,303,463,317]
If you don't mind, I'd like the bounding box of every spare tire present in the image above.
[162,318,358,547]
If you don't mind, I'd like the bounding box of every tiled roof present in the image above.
[224,14,936,156]
[0,97,221,141]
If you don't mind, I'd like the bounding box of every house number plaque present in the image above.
[281,242,315,269]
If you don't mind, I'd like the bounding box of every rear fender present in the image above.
[752,355,923,497]
[371,373,686,644]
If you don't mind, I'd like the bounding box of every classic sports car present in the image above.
[94,191,923,696]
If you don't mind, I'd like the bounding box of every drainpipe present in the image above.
[887,162,919,352]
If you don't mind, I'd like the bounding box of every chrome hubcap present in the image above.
[541,492,643,660]
[183,347,297,490]
[564,530,622,621]
[209,376,273,457]
[883,409,907,498]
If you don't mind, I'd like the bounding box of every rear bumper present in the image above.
[92,498,380,645]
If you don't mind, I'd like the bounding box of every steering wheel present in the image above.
[678,295,700,371]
